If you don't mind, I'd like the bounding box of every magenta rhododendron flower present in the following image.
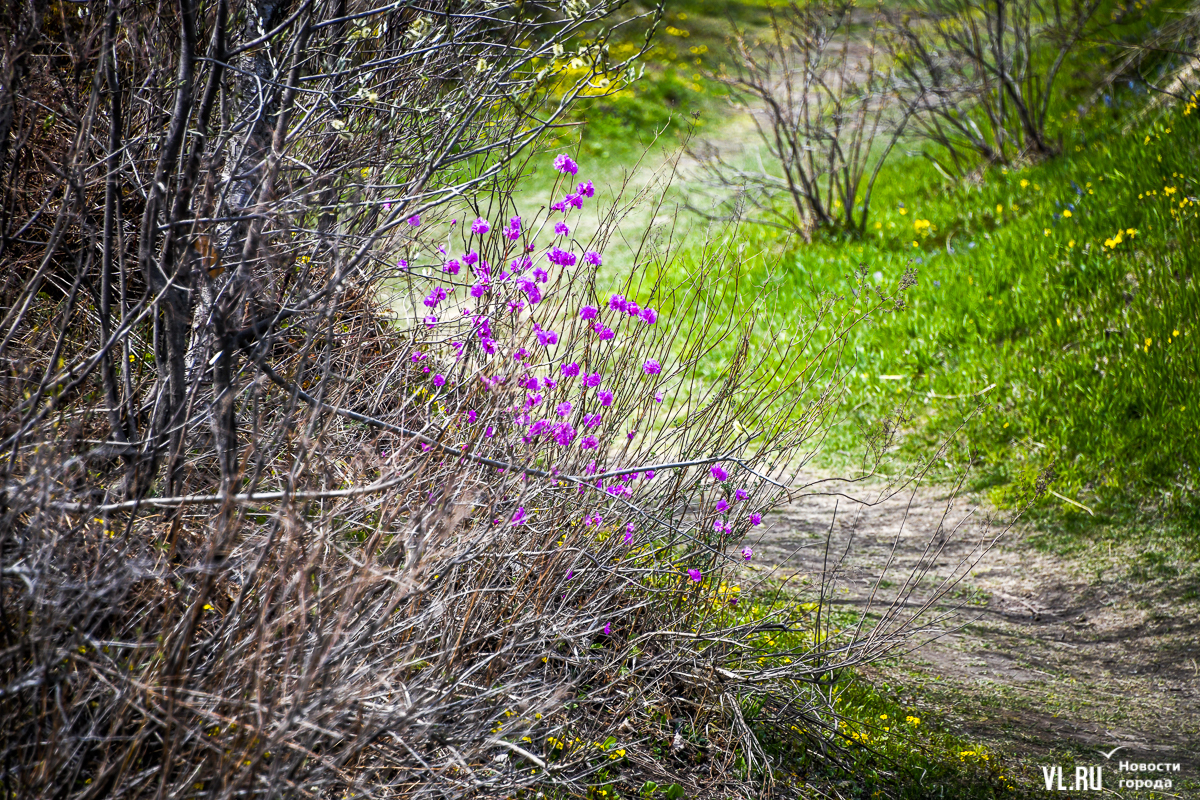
[603,621,611,636]
[509,507,527,526]
[433,374,445,387]
[580,305,598,319]
[643,470,655,480]
[550,199,567,212]
[583,372,602,387]
[397,258,408,270]
[750,513,762,526]
[741,546,754,561]
[536,329,558,346]
[736,489,748,501]
[711,464,729,481]
[583,413,602,428]
[687,568,702,582]
[528,419,550,436]
[517,279,541,304]
[511,255,532,272]
[584,251,602,266]
[470,282,488,298]
[424,286,447,307]
[463,251,479,266]
[561,362,581,377]
[504,216,522,240]
[556,402,572,417]
[566,192,583,209]
[407,214,421,226]
[597,327,614,340]
[554,423,576,446]
[533,267,549,283]
[522,376,540,390]
[526,392,543,407]
[609,294,627,312]
[716,498,729,512]
[625,300,640,316]
[643,359,661,375]
[555,221,570,237]
[445,258,461,275]
[580,435,598,450]
[424,315,437,327]
[655,390,663,403]
[548,247,576,267]
[467,409,477,422]
[578,180,595,198]
[553,154,579,175]
[471,217,490,235]
[640,307,658,324]
[598,389,614,406]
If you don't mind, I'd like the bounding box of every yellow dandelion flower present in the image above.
[1062,209,1072,218]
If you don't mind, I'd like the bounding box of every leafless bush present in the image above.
[1103,1,1200,120]
[693,0,912,238]
[0,1,986,798]
[887,0,1104,172]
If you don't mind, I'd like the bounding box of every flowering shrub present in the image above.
[286,153,921,794]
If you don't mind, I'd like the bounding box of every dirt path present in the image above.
[741,481,1200,781]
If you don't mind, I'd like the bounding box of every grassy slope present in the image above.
[567,0,1200,522]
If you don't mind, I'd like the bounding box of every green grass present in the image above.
[547,0,1200,524]
[774,96,1200,516]
[573,81,1200,523]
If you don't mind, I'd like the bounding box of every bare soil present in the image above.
[741,481,1200,781]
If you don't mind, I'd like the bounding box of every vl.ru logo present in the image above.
[1036,767,1099,791]
[1041,765,1103,791]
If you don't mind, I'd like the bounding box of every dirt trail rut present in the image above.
[741,482,1200,772]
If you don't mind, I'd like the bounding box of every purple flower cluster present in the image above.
[553,154,579,176]
[398,154,752,549]
[424,286,447,308]
[504,216,522,241]
[547,247,577,267]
